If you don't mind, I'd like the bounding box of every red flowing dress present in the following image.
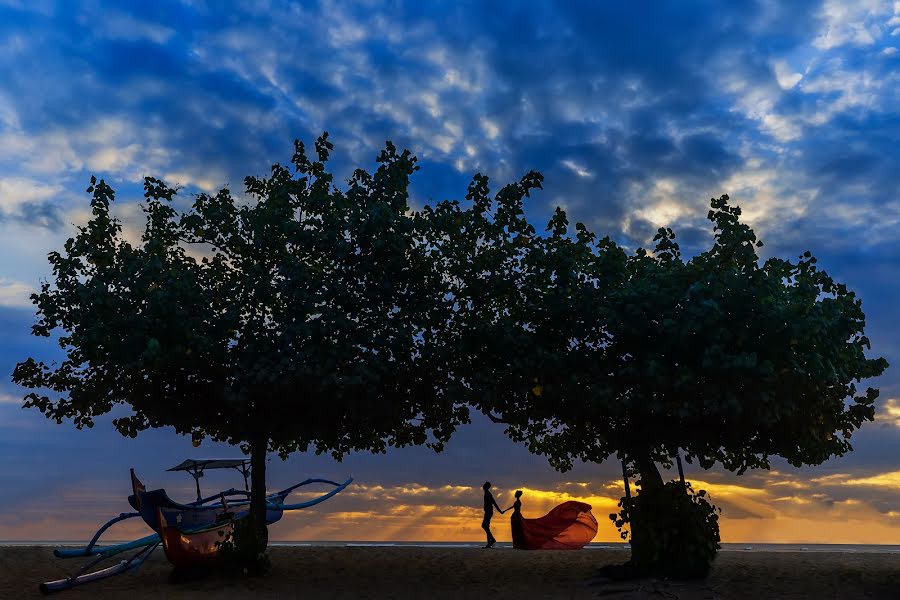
[510,500,598,550]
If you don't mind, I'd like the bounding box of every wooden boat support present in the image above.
[40,541,160,595]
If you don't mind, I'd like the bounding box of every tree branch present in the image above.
[485,411,510,425]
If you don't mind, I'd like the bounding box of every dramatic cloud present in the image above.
[875,398,900,427]
[0,279,33,308]
[1,0,900,542]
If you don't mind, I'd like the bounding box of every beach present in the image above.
[3,546,899,599]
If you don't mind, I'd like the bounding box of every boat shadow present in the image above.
[166,565,215,585]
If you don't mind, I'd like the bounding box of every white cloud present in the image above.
[0,178,62,214]
[761,112,803,141]
[884,46,898,54]
[419,92,441,118]
[772,60,803,89]
[160,169,226,194]
[89,12,175,44]
[81,118,158,179]
[560,159,593,179]
[88,145,143,177]
[430,134,455,154]
[0,392,23,405]
[0,128,83,174]
[481,117,500,140]
[0,0,54,15]
[718,162,811,232]
[799,64,889,125]
[876,398,900,426]
[718,57,805,141]
[0,94,20,128]
[0,115,169,183]
[0,278,34,308]
[327,20,367,46]
[627,178,694,235]
[812,0,893,50]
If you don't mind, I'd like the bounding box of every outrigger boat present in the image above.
[40,458,352,594]
[128,459,334,531]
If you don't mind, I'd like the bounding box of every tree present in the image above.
[435,183,888,576]
[13,134,467,566]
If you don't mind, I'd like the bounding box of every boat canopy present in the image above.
[167,459,250,472]
[167,459,252,500]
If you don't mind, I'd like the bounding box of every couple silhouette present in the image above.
[481,481,599,550]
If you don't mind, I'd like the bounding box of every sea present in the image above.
[3,541,900,553]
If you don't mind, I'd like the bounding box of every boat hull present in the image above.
[158,509,234,568]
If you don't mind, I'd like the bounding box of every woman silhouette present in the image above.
[508,490,525,549]
[507,489,598,550]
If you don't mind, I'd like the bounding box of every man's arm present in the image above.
[493,496,504,513]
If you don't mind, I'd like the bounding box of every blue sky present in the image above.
[2,0,900,543]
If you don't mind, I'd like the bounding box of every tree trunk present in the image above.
[633,452,663,492]
[624,450,719,579]
[248,434,269,553]
[621,459,632,500]
[625,450,662,574]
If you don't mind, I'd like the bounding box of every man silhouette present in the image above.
[481,481,504,548]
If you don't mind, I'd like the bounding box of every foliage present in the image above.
[12,133,469,559]
[432,184,887,577]
[610,481,720,579]
[439,189,887,472]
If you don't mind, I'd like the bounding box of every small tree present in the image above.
[13,134,467,567]
[436,184,888,577]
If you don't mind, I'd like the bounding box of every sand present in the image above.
[2,546,899,599]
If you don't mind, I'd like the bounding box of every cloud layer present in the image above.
[2,0,900,543]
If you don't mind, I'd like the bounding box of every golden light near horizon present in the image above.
[2,0,900,573]
[266,474,900,545]
[3,468,900,545]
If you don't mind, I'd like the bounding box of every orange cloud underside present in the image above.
[5,475,900,544]
[273,476,900,544]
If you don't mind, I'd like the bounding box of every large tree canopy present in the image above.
[12,134,888,575]
[13,134,468,555]
[432,183,888,575]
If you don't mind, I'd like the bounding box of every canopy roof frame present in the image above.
[166,459,252,501]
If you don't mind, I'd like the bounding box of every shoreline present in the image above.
[4,540,900,553]
[4,545,900,599]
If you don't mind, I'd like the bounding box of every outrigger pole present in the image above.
[41,539,160,594]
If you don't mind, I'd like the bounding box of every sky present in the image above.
[2,0,900,544]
